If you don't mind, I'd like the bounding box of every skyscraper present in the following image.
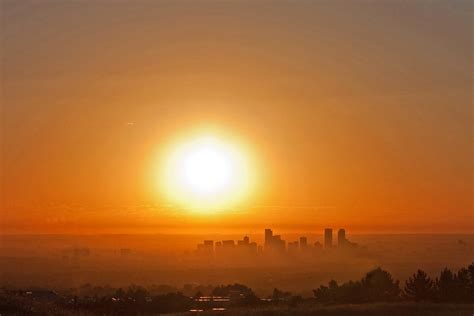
[265,228,273,248]
[324,228,333,248]
[264,229,286,252]
[338,229,346,247]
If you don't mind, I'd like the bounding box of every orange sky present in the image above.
[1,1,472,234]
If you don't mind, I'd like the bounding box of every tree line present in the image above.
[1,263,473,315]
[313,263,474,303]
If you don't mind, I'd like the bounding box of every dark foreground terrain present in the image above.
[173,303,474,316]
[1,297,473,316]
[1,263,472,315]
[1,293,473,316]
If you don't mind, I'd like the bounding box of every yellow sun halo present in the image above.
[161,135,253,211]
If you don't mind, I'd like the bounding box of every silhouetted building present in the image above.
[195,227,358,259]
[324,228,333,248]
[264,229,286,253]
[338,229,346,247]
[249,242,258,253]
[222,240,235,248]
[204,240,214,249]
[237,236,250,247]
[273,235,286,251]
[265,229,273,248]
[236,236,257,255]
[300,237,308,249]
[197,240,215,256]
[337,229,358,248]
[204,240,214,254]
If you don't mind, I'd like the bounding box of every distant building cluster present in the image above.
[197,236,260,256]
[196,228,357,256]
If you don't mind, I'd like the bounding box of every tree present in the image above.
[313,280,339,303]
[211,283,260,305]
[313,269,400,303]
[404,270,434,301]
[313,284,332,302]
[272,288,291,301]
[454,267,470,302]
[360,268,400,302]
[435,268,456,301]
[212,283,254,297]
[114,288,125,299]
[126,285,148,301]
[467,262,474,302]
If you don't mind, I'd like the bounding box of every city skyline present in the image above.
[196,228,358,255]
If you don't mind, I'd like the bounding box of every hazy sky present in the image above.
[1,0,472,233]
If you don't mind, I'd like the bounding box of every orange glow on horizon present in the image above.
[1,1,472,235]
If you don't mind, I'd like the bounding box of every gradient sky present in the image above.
[1,0,472,234]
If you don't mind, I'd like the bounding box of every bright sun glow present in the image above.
[161,135,254,212]
[180,145,233,195]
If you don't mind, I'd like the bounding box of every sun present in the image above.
[179,140,233,195]
[160,135,254,211]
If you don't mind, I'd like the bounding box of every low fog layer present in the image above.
[1,233,472,296]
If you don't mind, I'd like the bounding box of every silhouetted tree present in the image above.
[435,268,456,301]
[454,267,470,302]
[212,283,260,305]
[114,288,125,299]
[335,280,364,303]
[434,264,474,302]
[467,262,474,302]
[314,269,400,303]
[313,280,339,303]
[313,284,332,302]
[272,288,291,301]
[212,283,253,297]
[404,270,434,301]
[240,291,261,305]
[151,292,192,313]
[360,268,400,302]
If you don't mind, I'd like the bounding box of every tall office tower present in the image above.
[338,229,346,247]
[265,229,273,247]
[324,228,333,248]
[243,236,250,245]
[300,237,308,249]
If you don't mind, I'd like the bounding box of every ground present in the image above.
[172,302,474,316]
